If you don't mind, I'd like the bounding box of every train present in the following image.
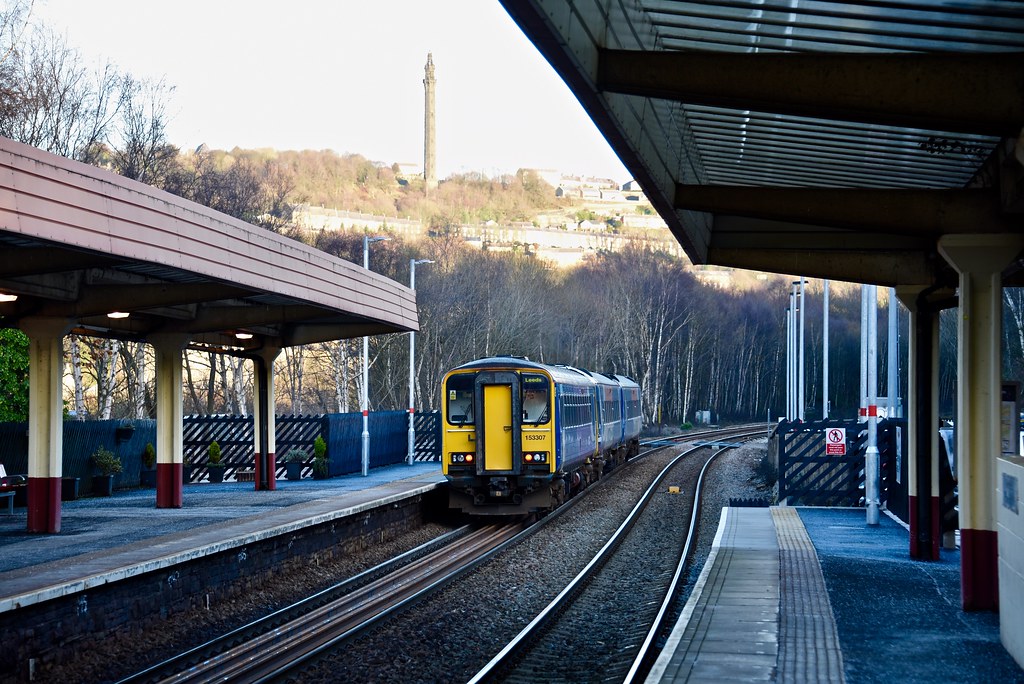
[441,356,643,515]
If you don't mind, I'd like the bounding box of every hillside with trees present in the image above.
[1,1,1021,429]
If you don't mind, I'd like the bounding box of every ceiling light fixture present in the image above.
[0,293,17,302]
[107,311,130,319]
[234,331,253,340]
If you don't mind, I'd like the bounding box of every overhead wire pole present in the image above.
[887,287,900,418]
[791,281,799,419]
[786,305,792,420]
[866,284,881,525]
[823,280,830,419]
[407,259,433,466]
[798,278,806,421]
[860,285,868,423]
[362,235,389,477]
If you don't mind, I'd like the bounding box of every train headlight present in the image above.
[450,453,475,464]
[523,452,548,463]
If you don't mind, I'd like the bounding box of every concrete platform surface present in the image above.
[649,506,1024,683]
[0,462,444,611]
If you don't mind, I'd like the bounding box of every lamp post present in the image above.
[407,258,434,465]
[362,235,389,477]
[798,278,805,422]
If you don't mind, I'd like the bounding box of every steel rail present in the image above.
[116,524,475,684]
[465,442,707,684]
[467,428,765,684]
[155,524,524,684]
[622,429,765,683]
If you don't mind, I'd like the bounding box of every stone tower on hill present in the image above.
[423,53,437,192]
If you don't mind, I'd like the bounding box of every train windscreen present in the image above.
[446,374,475,425]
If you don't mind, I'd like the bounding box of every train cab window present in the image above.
[446,374,475,425]
[521,374,550,424]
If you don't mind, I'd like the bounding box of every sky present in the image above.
[33,0,632,182]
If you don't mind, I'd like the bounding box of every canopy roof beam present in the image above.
[598,49,1024,137]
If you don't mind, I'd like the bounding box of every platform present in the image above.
[0,462,445,613]
[647,506,1024,683]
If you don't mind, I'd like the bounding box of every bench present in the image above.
[0,490,13,514]
[234,468,256,482]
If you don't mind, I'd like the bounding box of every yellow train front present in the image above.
[442,356,600,516]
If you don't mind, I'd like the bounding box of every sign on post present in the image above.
[826,427,847,456]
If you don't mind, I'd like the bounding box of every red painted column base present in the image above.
[156,463,183,508]
[961,528,999,611]
[254,452,277,491]
[26,477,61,533]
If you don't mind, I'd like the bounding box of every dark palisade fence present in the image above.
[0,411,442,490]
[0,419,156,495]
[770,418,907,520]
[183,410,442,482]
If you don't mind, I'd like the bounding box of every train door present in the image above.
[474,371,521,473]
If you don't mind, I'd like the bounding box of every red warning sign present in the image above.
[826,428,846,455]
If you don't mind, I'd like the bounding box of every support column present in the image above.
[151,334,187,509]
[252,346,281,491]
[21,318,71,534]
[939,234,1024,611]
[897,286,942,560]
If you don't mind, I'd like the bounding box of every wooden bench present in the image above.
[234,468,256,482]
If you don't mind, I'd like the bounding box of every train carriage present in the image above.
[442,356,640,516]
[614,374,643,457]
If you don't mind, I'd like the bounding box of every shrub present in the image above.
[208,440,222,465]
[92,445,122,476]
[142,442,156,469]
[312,436,329,479]
[284,448,308,463]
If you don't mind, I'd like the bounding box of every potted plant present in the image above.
[140,442,157,487]
[284,448,307,481]
[312,435,329,480]
[91,445,122,496]
[208,440,225,483]
[115,420,135,443]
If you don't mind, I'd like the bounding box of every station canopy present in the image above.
[499,0,1024,287]
[0,138,418,350]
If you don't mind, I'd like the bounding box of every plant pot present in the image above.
[62,477,80,501]
[285,461,304,481]
[208,465,225,483]
[140,469,157,487]
[92,474,114,497]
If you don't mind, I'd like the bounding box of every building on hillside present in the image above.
[693,269,733,289]
[622,180,648,202]
[292,205,423,239]
[621,213,668,230]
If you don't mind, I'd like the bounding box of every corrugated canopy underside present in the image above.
[499,0,1024,288]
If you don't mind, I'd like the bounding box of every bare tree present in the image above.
[108,75,177,183]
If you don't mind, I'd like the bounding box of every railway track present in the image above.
[468,428,765,684]
[119,425,761,683]
[117,524,527,684]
